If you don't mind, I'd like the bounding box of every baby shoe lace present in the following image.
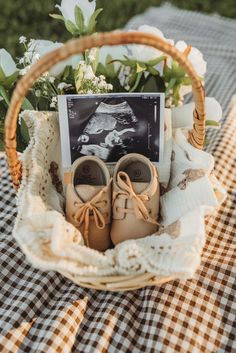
[113,171,158,225]
[73,188,107,247]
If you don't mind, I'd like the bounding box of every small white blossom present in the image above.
[19,57,25,65]
[29,39,35,47]
[49,76,55,83]
[57,82,67,90]
[98,80,106,89]
[57,82,72,91]
[33,53,40,61]
[88,48,97,63]
[118,65,131,89]
[19,36,27,44]
[50,96,58,108]
[84,66,95,80]
[35,89,41,97]
[19,65,31,76]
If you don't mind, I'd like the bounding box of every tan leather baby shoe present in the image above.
[65,156,112,252]
[111,153,160,245]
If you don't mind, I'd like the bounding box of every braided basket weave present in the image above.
[4,31,206,291]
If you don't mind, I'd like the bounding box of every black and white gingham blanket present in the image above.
[0,5,236,353]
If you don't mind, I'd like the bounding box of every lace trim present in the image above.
[13,111,224,279]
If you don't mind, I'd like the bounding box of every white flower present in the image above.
[33,53,40,61]
[57,82,72,90]
[19,36,27,44]
[56,0,96,27]
[118,65,131,89]
[84,65,95,80]
[35,89,41,97]
[19,57,25,65]
[28,40,81,77]
[24,51,32,63]
[172,97,222,128]
[127,25,174,63]
[19,67,28,76]
[0,49,18,77]
[50,96,58,108]
[99,43,127,71]
[88,47,97,63]
[49,76,55,83]
[175,41,207,77]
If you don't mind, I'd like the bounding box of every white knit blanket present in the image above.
[13,109,226,280]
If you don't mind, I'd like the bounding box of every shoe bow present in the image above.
[114,171,157,225]
[73,188,107,247]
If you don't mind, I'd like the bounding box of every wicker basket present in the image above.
[4,31,206,291]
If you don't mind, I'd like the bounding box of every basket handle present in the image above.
[4,31,205,188]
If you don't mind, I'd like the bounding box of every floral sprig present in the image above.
[0,0,217,152]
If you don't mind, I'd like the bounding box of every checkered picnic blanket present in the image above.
[0,5,236,353]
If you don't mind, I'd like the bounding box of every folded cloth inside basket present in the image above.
[160,128,226,225]
[13,110,226,281]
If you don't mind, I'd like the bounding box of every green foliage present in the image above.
[2,0,235,58]
[0,0,233,151]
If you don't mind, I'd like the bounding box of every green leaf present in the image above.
[147,55,165,66]
[172,61,186,79]
[205,120,220,127]
[65,20,79,36]
[129,72,143,92]
[0,68,18,88]
[114,57,137,68]
[173,84,181,106]
[165,78,176,96]
[181,77,192,85]
[96,63,107,77]
[147,65,160,76]
[75,5,85,33]
[62,65,71,80]
[49,13,64,21]
[22,97,34,110]
[20,118,30,144]
[105,54,116,77]
[142,75,165,93]
[0,102,7,117]
[0,133,4,151]
[0,86,10,105]
[136,62,146,73]
[0,120,4,134]
[86,8,103,34]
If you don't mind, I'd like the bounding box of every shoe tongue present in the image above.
[131,182,149,194]
[75,185,103,202]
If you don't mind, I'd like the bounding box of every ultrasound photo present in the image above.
[58,93,164,170]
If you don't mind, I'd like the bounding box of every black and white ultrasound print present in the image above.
[58,93,164,169]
